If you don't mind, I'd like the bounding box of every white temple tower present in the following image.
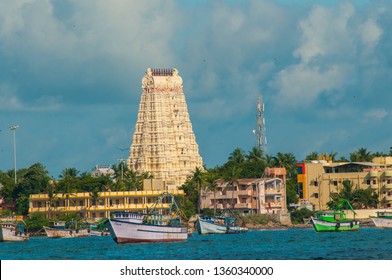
[127,68,203,190]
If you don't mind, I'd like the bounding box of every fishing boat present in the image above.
[0,221,29,242]
[43,221,89,238]
[196,216,248,234]
[311,200,359,232]
[105,192,188,244]
[371,211,392,228]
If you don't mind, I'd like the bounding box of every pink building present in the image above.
[200,169,287,214]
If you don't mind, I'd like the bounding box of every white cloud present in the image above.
[270,63,351,107]
[364,108,388,122]
[293,3,356,63]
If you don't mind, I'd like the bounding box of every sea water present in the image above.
[1,228,392,260]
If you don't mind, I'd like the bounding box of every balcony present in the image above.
[234,203,253,209]
[265,188,282,195]
[370,184,379,190]
[236,190,253,196]
[384,184,392,190]
[370,170,379,177]
[384,170,392,177]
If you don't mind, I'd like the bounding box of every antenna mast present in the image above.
[256,94,267,153]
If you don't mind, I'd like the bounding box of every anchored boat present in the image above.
[105,192,188,244]
[0,221,29,242]
[371,211,392,228]
[311,200,359,232]
[196,216,248,234]
[43,221,89,238]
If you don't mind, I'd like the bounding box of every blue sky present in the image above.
[0,0,391,178]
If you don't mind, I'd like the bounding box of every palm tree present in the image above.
[223,166,242,209]
[263,154,277,167]
[189,167,205,214]
[246,146,263,162]
[328,151,338,162]
[204,172,219,215]
[305,151,318,161]
[59,168,79,179]
[228,147,245,165]
[275,152,297,178]
[350,147,373,162]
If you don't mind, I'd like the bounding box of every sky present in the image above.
[0,0,391,179]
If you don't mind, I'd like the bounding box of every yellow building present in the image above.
[29,179,184,221]
[297,157,392,211]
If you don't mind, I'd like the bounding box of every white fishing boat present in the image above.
[196,216,248,234]
[371,211,392,228]
[105,192,188,244]
[0,222,29,242]
[43,221,89,238]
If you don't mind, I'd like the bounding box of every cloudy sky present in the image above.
[0,0,391,178]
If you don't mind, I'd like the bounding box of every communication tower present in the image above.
[255,94,267,153]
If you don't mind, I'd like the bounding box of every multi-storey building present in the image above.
[128,68,203,190]
[29,179,184,221]
[200,168,287,214]
[297,157,392,211]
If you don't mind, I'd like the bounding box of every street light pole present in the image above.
[118,158,125,181]
[9,125,19,184]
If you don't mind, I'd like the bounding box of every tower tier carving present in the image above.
[128,68,203,189]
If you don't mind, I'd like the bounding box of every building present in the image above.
[29,179,184,221]
[297,157,392,211]
[127,68,203,190]
[91,165,115,178]
[200,169,287,214]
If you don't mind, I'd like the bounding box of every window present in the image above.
[298,183,303,199]
[314,193,319,198]
[333,181,338,186]
[367,179,371,184]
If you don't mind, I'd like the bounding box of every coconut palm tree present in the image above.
[189,167,205,214]
[246,146,263,162]
[350,147,373,162]
[305,151,318,161]
[228,147,246,165]
[223,166,242,209]
[203,172,219,215]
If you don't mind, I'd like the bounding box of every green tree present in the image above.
[203,172,219,215]
[350,147,373,162]
[246,146,263,162]
[305,152,318,161]
[189,167,205,214]
[223,166,242,209]
[228,147,246,165]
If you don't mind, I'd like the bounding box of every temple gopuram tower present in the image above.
[127,68,203,190]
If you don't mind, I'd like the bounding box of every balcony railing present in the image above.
[29,203,170,213]
[265,188,282,195]
[370,184,379,190]
[384,184,392,190]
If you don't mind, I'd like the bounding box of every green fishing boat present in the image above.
[311,200,359,232]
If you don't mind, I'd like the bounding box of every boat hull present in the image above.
[43,227,89,238]
[196,219,248,234]
[371,217,392,228]
[106,219,188,244]
[311,217,359,232]
[0,227,29,242]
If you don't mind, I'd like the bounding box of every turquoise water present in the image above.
[1,228,392,260]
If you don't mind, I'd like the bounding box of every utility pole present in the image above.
[9,125,19,184]
[118,158,125,181]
